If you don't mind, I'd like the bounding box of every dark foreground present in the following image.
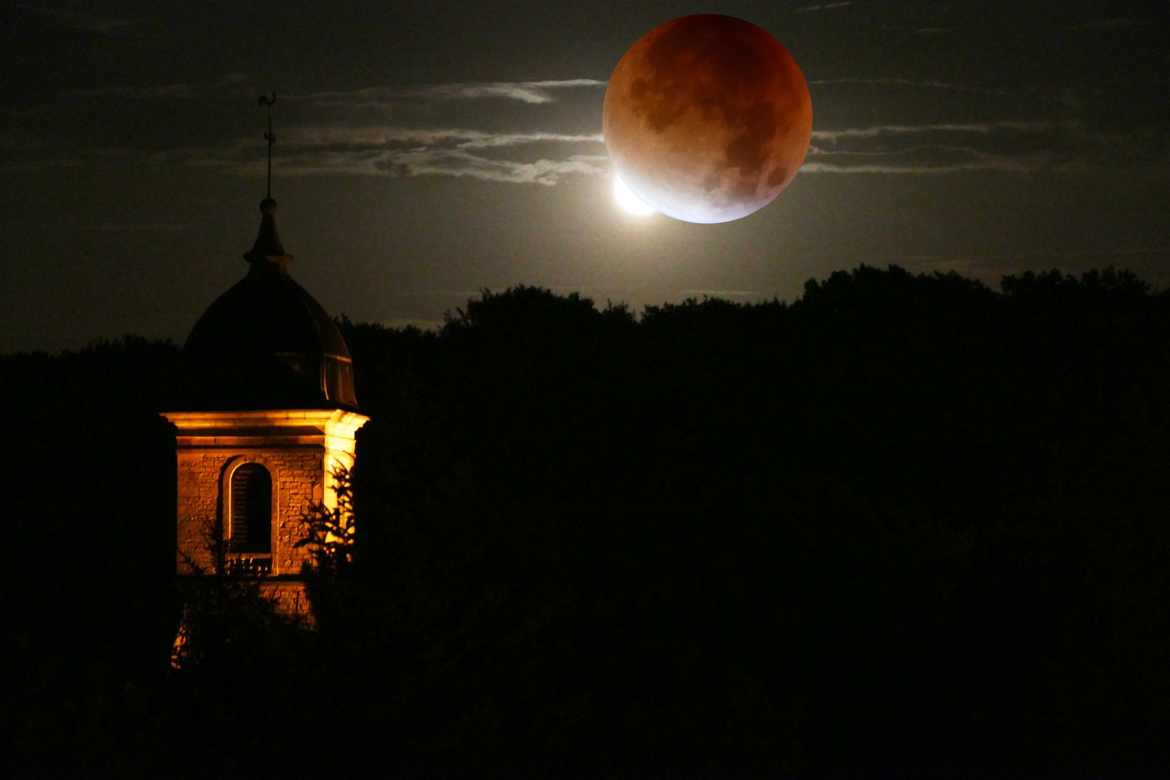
[8,267,1170,777]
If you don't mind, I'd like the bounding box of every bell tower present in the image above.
[162,94,368,614]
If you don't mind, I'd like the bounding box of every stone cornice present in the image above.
[161,408,369,448]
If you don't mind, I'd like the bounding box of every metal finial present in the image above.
[258,92,277,199]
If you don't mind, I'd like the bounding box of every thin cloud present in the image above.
[271,125,607,184]
[374,150,608,186]
[415,79,606,104]
[3,121,609,187]
[809,78,1012,96]
[812,121,1051,142]
[804,120,1062,173]
[10,103,1159,181]
[807,117,1169,175]
[57,77,606,106]
[808,143,1007,159]
[294,79,606,106]
[149,125,606,185]
[808,121,1064,172]
[801,159,1040,174]
[794,2,852,13]
[456,132,603,150]
[278,125,603,150]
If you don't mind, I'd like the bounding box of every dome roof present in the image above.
[183,198,358,410]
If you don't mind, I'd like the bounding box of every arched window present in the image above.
[229,463,271,553]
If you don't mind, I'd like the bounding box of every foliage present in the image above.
[10,268,1170,776]
[296,464,357,578]
[170,522,307,671]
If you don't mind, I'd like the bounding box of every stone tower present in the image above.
[161,195,368,614]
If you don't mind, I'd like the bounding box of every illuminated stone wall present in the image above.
[163,409,369,617]
[174,447,323,576]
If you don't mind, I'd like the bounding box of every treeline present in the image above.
[8,266,1170,777]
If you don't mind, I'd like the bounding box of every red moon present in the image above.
[603,15,812,224]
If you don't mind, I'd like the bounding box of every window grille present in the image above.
[230,463,271,554]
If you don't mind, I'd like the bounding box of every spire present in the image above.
[245,93,292,269]
[245,196,290,266]
[260,92,276,201]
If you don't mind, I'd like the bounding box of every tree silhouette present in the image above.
[297,464,357,578]
[9,267,1170,776]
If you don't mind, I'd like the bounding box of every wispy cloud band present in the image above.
[277,126,602,150]
[800,119,1115,174]
[812,120,1052,142]
[292,79,606,106]
[809,77,1015,97]
[794,2,852,13]
[27,124,610,186]
[58,78,606,106]
[271,125,607,183]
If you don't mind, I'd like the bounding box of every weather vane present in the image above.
[258,92,277,199]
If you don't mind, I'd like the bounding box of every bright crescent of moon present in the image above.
[613,174,656,216]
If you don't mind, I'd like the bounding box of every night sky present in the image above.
[3,1,1168,353]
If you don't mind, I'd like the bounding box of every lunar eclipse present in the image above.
[603,14,813,224]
